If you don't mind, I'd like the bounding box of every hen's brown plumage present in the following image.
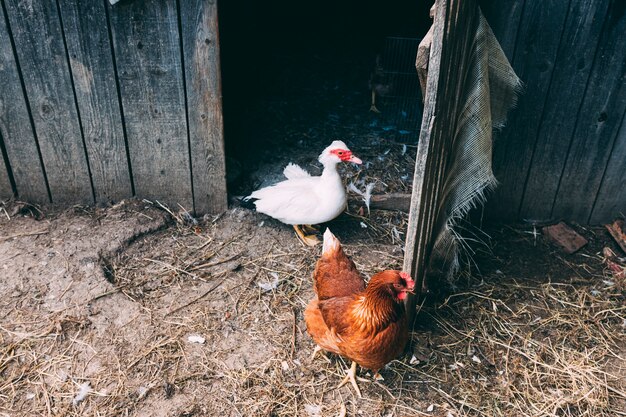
[304,229,415,389]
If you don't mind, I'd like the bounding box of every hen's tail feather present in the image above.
[322,228,341,256]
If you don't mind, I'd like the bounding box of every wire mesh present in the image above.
[371,36,424,143]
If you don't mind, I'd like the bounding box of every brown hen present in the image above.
[304,229,415,397]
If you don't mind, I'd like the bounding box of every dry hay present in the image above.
[421,280,626,416]
[0,201,625,417]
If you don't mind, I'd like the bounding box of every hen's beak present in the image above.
[401,271,416,295]
[349,155,363,164]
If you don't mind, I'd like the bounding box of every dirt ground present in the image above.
[1,196,625,417]
[2,48,625,417]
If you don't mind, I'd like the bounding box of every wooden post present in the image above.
[180,0,227,215]
[107,0,193,210]
[403,0,479,322]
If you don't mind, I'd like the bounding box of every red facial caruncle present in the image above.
[399,272,415,291]
[330,149,363,164]
[396,272,415,301]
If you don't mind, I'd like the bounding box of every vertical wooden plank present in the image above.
[488,0,570,220]
[519,0,610,221]
[3,0,93,204]
[404,0,479,319]
[479,0,525,59]
[589,110,626,224]
[553,1,626,223]
[0,1,49,203]
[0,141,12,200]
[57,0,132,204]
[403,0,450,285]
[180,0,227,214]
[108,0,193,209]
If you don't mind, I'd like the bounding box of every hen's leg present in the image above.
[293,225,319,247]
[310,345,331,364]
[337,361,362,398]
[369,90,381,113]
[311,345,323,360]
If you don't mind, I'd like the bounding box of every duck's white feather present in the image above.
[250,174,347,225]
[246,141,359,226]
[283,163,311,180]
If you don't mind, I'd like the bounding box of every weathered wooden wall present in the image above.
[0,0,227,214]
[482,0,626,224]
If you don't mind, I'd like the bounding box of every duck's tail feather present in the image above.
[239,196,258,211]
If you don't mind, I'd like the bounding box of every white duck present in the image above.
[243,141,362,246]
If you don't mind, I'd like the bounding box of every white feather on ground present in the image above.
[348,182,376,214]
[258,272,280,291]
[187,334,206,344]
[72,382,91,406]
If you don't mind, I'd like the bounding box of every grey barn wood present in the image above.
[0,0,227,214]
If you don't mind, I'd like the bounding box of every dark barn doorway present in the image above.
[218,0,434,194]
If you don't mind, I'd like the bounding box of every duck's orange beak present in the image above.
[349,155,362,164]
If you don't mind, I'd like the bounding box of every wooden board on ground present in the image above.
[58,0,133,204]
[0,1,49,203]
[3,0,93,204]
[605,220,626,255]
[108,0,192,210]
[180,0,227,214]
[350,193,412,212]
[542,222,588,254]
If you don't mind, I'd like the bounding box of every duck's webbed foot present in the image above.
[293,225,320,247]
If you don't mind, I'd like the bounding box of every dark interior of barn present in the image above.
[218,0,434,194]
